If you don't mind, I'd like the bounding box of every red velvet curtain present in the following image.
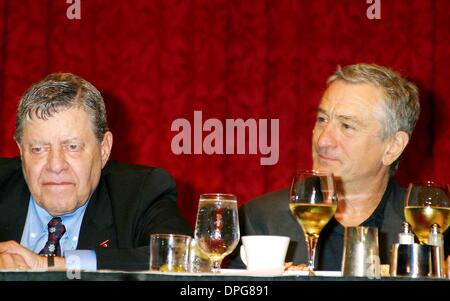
[0,0,449,226]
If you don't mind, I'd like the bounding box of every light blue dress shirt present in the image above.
[20,196,97,271]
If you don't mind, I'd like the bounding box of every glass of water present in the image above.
[193,193,240,273]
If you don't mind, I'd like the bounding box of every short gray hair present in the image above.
[327,63,420,174]
[15,73,108,143]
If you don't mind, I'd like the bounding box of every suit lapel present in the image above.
[77,176,117,249]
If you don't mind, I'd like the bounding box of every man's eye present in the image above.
[68,144,81,151]
[317,116,327,124]
[31,147,44,154]
[342,123,354,130]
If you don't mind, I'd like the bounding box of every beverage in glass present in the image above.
[404,182,450,244]
[289,170,337,274]
[194,193,240,272]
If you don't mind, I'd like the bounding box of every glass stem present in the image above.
[210,258,222,273]
[306,234,318,273]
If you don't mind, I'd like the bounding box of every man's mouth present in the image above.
[318,154,338,162]
[42,182,75,186]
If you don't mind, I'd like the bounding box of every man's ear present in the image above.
[16,141,23,157]
[382,131,409,166]
[100,131,113,168]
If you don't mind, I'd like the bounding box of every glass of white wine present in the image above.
[194,193,240,273]
[404,182,450,244]
[289,170,337,275]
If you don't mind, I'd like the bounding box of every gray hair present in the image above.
[327,63,420,174]
[15,73,108,143]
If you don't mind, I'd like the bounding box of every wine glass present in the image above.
[194,193,240,273]
[404,182,450,244]
[289,170,337,275]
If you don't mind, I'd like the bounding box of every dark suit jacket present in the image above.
[231,179,450,269]
[0,157,193,271]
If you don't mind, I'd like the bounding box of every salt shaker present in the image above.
[398,222,414,245]
[428,224,445,278]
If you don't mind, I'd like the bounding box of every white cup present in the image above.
[240,235,290,275]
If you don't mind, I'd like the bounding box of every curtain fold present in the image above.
[0,0,448,225]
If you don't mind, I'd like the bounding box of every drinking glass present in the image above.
[149,234,191,272]
[404,182,450,244]
[194,193,240,273]
[289,170,337,274]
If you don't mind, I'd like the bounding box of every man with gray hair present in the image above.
[0,73,192,271]
[233,63,449,271]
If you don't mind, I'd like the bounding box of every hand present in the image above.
[0,253,29,270]
[0,241,47,270]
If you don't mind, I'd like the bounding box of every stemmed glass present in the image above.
[194,193,240,273]
[289,170,337,275]
[404,182,450,244]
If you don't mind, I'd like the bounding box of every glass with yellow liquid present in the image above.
[404,182,450,244]
[289,170,337,274]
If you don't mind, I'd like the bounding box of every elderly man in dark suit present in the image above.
[233,64,450,271]
[0,73,192,271]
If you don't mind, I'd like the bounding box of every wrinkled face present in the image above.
[312,80,390,185]
[17,107,112,216]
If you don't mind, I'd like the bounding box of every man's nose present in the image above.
[316,123,338,149]
[47,149,68,173]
